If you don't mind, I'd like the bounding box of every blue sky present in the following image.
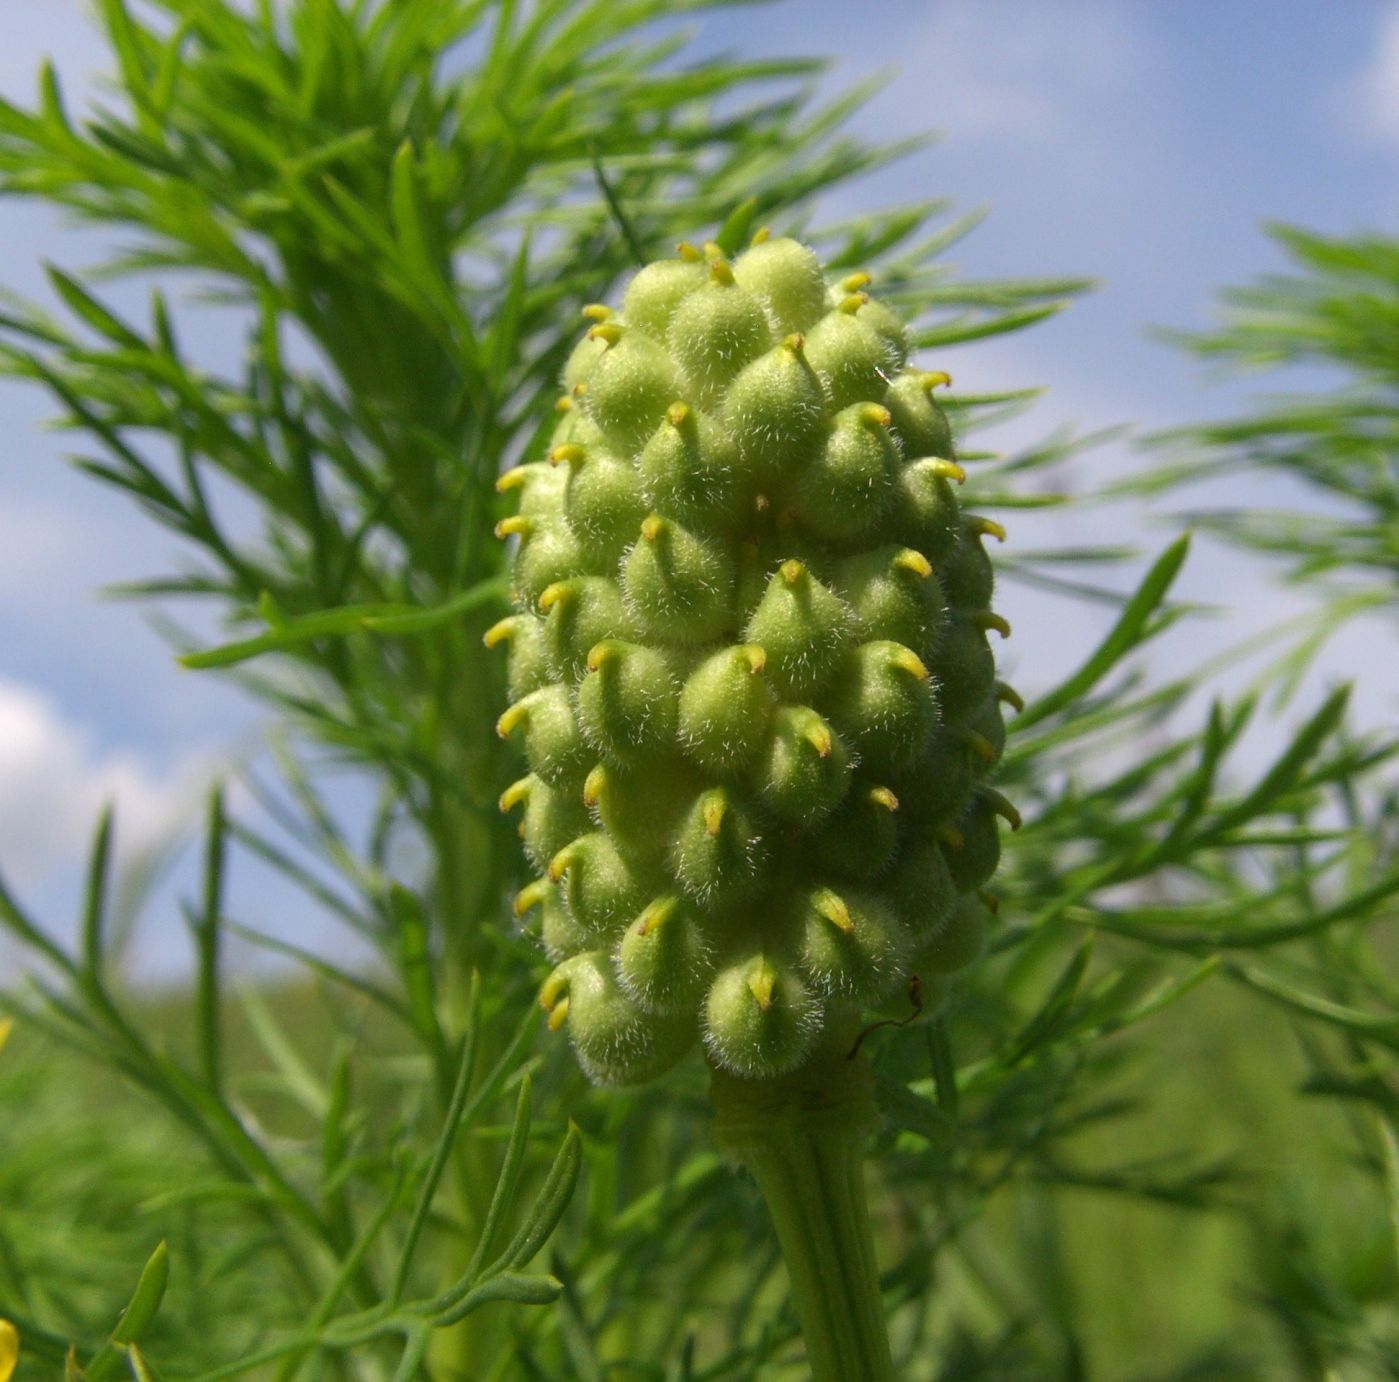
[1,0,1396,976]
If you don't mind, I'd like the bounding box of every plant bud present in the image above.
[938,518,999,610]
[540,952,694,1085]
[942,789,1019,891]
[802,782,900,881]
[538,576,633,683]
[802,299,898,410]
[821,639,936,775]
[483,613,551,699]
[788,402,897,545]
[500,774,592,872]
[678,644,775,773]
[496,683,591,788]
[722,336,827,486]
[893,458,962,565]
[754,705,851,826]
[504,520,590,609]
[549,831,655,940]
[887,839,957,942]
[617,894,718,1013]
[667,264,773,408]
[668,787,769,906]
[583,326,680,453]
[851,294,909,369]
[794,887,909,1004]
[621,254,706,336]
[703,952,820,1078]
[535,883,591,961]
[885,370,954,459]
[742,559,855,699]
[583,760,691,864]
[889,723,979,825]
[621,514,735,644]
[916,894,990,975]
[639,403,749,532]
[557,444,647,566]
[835,545,945,651]
[732,236,828,335]
[575,639,681,761]
[935,611,1008,719]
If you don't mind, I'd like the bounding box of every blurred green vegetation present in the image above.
[0,2,1394,1379]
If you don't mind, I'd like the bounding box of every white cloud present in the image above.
[895,0,1143,146]
[1338,1,1399,148]
[0,678,212,891]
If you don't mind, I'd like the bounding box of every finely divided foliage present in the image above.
[0,2,1395,1379]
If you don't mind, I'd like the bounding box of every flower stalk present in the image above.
[709,1024,894,1382]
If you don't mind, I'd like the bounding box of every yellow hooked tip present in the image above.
[920,370,952,391]
[544,993,570,1032]
[640,514,667,542]
[815,889,854,934]
[750,225,771,246]
[495,464,531,493]
[538,581,572,613]
[667,401,690,428]
[494,514,531,540]
[587,322,622,347]
[779,558,805,586]
[498,777,531,813]
[547,843,579,884]
[702,240,723,261]
[676,240,703,262]
[963,728,997,765]
[585,640,618,673]
[892,549,933,581]
[868,785,899,813]
[702,791,727,837]
[840,270,873,293]
[803,719,833,759]
[985,789,1023,831]
[496,702,528,739]
[742,644,767,675]
[860,403,892,429]
[581,303,612,323]
[482,616,516,649]
[709,257,735,285]
[637,896,677,937]
[976,611,1012,639]
[571,380,587,398]
[937,823,965,852]
[972,516,1008,543]
[838,292,868,314]
[582,764,607,807]
[554,394,573,413]
[922,457,966,484]
[998,685,1026,718]
[549,442,586,466]
[978,888,1001,915]
[748,959,777,1011]
[891,647,929,680]
[512,879,550,918]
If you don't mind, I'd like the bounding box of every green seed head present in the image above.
[495,233,1018,1085]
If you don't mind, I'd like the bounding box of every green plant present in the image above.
[0,4,1394,1379]
[492,230,1015,1376]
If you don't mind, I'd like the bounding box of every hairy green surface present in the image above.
[0,2,1395,1380]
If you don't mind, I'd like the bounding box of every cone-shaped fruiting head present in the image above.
[491,231,1016,1086]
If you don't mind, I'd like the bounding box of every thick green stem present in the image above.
[710,1031,894,1382]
